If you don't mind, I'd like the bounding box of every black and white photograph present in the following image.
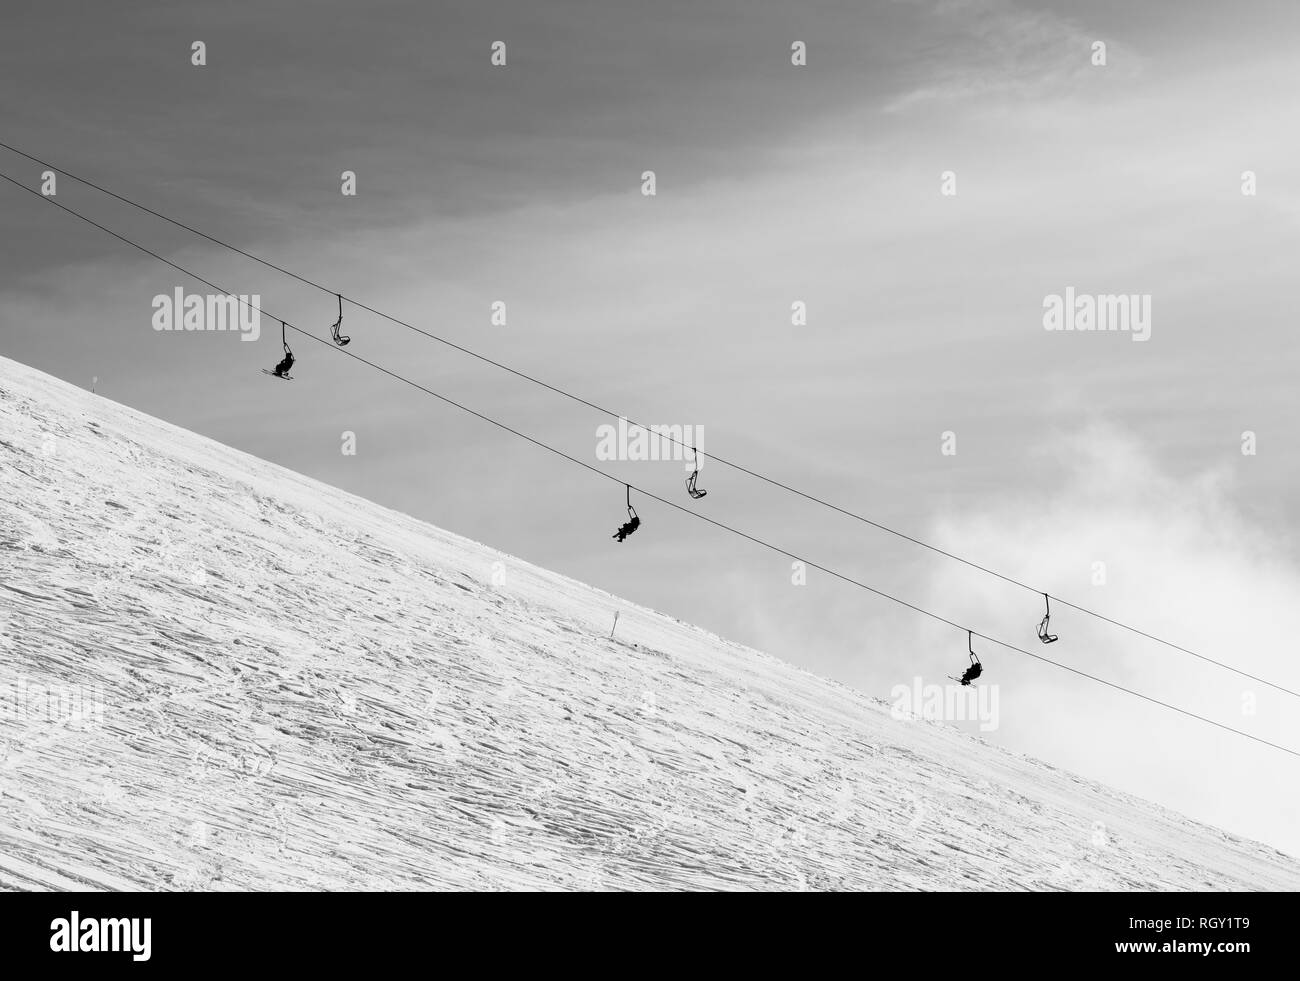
[1,0,1297,955]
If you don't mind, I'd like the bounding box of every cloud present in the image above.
[883,0,1139,114]
[916,423,1300,855]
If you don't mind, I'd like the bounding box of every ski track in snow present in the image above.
[0,356,1296,891]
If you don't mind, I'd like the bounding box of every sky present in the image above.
[2,0,1299,858]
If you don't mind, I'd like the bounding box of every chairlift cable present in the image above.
[2,161,1296,704]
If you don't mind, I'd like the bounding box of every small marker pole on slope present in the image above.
[610,611,619,640]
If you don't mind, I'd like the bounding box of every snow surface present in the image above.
[1,355,1297,891]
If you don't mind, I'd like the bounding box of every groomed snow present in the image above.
[1,355,1297,891]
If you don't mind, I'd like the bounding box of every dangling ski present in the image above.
[261,369,293,381]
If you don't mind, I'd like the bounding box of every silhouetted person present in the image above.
[959,656,982,686]
[613,515,640,542]
[273,350,295,378]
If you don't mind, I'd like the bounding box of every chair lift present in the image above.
[686,446,708,499]
[950,631,983,686]
[1036,593,1059,644]
[329,293,349,346]
[264,321,295,379]
[612,485,641,542]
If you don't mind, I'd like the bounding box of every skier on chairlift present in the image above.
[613,485,641,542]
[613,513,640,542]
[954,631,983,686]
[272,347,295,378]
[267,321,295,378]
[958,654,982,686]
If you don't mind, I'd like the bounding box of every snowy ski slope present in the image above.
[1,355,1297,891]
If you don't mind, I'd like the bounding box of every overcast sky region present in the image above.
[2,1,1299,857]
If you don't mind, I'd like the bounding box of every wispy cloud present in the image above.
[918,424,1300,855]
[883,0,1139,113]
